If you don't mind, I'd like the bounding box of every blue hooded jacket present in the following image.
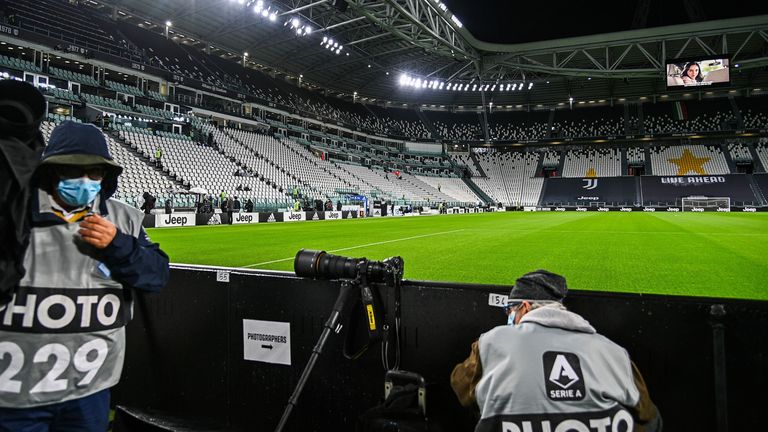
[31,121,169,293]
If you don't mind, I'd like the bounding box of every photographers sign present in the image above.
[243,319,291,365]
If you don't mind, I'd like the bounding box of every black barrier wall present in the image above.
[113,266,768,432]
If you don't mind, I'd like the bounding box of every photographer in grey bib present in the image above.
[0,119,169,431]
[451,270,661,432]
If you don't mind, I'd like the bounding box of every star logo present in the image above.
[585,167,597,178]
[668,148,710,175]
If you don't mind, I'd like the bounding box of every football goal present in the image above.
[681,196,731,211]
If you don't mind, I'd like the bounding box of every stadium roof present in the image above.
[442,0,768,45]
[96,0,768,108]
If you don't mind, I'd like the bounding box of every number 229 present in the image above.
[0,340,108,394]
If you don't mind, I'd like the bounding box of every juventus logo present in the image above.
[582,179,598,190]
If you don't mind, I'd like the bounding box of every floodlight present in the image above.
[491,84,496,91]
[528,82,533,90]
[262,9,269,17]
[329,39,334,45]
[254,4,263,12]
[292,18,300,28]
[338,45,343,50]
[165,20,172,27]
[335,49,341,54]
[304,26,311,34]
[269,12,277,21]
[323,36,328,43]
[439,82,444,89]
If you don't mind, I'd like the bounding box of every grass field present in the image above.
[147,212,768,300]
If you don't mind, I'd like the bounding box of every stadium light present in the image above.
[269,12,277,21]
[165,20,172,27]
[528,82,533,90]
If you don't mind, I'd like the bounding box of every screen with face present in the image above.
[666,56,730,89]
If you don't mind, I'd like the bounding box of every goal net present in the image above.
[681,196,731,211]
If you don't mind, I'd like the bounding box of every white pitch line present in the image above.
[243,229,465,268]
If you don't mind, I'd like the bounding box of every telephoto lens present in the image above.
[294,249,361,280]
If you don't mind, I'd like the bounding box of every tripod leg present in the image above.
[274,283,354,432]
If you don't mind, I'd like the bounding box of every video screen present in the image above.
[666,56,730,89]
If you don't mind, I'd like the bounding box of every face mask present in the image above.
[57,177,102,207]
[507,310,517,326]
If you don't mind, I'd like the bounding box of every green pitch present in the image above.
[147,212,768,300]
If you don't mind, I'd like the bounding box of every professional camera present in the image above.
[279,249,406,431]
[294,249,404,284]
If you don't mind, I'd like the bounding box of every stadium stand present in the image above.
[471,151,543,206]
[561,147,622,178]
[728,140,753,163]
[756,138,768,172]
[415,175,481,203]
[649,145,730,176]
[48,66,100,87]
[553,105,624,138]
[6,0,143,61]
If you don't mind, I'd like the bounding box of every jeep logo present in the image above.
[597,207,609,212]
[555,207,566,212]
[692,207,705,212]
[288,213,303,220]
[667,207,680,212]
[575,207,587,212]
[620,207,632,212]
[643,207,655,212]
[164,215,188,225]
[327,212,339,219]
[716,207,730,212]
[235,214,253,223]
[743,207,757,212]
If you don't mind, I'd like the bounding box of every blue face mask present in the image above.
[57,177,102,207]
[507,311,517,326]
